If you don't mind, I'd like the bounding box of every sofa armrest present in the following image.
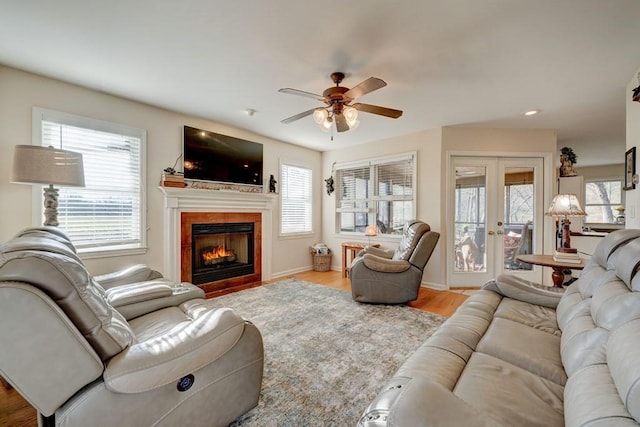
[105,280,174,307]
[362,246,394,259]
[359,377,501,427]
[106,280,205,320]
[362,254,412,273]
[483,274,564,308]
[104,307,244,393]
[94,264,163,289]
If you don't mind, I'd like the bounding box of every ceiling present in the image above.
[1,1,640,166]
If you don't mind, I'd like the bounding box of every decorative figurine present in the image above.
[559,146,578,177]
[324,176,334,195]
[269,174,277,193]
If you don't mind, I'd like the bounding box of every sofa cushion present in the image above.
[454,352,564,427]
[493,298,560,335]
[476,317,566,385]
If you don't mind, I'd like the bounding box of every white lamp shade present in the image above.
[546,193,586,217]
[365,225,378,237]
[11,145,85,187]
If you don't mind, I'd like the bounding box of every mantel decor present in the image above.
[625,147,636,191]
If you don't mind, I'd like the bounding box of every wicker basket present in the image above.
[312,253,332,272]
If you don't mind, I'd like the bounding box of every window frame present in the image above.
[279,160,313,238]
[32,107,147,258]
[334,152,416,237]
[583,177,624,226]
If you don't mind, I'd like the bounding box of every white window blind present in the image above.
[335,153,415,234]
[281,163,312,235]
[36,109,145,253]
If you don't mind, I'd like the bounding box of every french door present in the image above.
[447,156,545,287]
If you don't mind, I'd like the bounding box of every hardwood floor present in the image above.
[0,270,472,426]
[288,269,471,317]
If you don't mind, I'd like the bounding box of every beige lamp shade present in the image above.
[11,145,85,187]
[545,193,586,218]
[365,225,378,237]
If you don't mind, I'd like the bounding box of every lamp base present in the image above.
[43,184,59,227]
[556,247,577,254]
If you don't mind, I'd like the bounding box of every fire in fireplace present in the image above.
[191,222,254,285]
[201,245,237,265]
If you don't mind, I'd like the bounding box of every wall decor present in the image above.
[625,147,636,191]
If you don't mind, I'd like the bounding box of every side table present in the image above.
[341,242,379,278]
[516,254,584,288]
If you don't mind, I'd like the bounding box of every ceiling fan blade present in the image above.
[278,88,326,102]
[335,114,350,132]
[281,108,318,124]
[352,103,403,119]
[343,77,387,100]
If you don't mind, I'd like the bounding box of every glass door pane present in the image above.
[502,167,534,272]
[453,166,487,273]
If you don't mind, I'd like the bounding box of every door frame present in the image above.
[444,150,556,288]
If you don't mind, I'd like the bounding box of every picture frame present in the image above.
[625,147,636,191]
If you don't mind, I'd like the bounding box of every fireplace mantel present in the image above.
[158,186,277,283]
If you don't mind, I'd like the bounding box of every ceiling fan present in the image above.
[279,72,403,133]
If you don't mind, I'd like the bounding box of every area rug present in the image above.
[205,278,447,426]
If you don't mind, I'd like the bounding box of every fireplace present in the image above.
[191,222,254,285]
[180,212,262,294]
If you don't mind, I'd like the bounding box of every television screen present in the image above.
[183,126,263,186]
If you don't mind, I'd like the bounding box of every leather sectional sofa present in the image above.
[360,229,640,426]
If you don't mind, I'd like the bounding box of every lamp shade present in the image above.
[365,225,378,237]
[11,145,85,187]
[545,193,586,217]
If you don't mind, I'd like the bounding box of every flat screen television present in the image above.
[183,126,263,186]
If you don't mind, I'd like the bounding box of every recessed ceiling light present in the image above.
[523,109,540,116]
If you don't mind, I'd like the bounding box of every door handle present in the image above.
[496,230,504,235]
[488,230,495,235]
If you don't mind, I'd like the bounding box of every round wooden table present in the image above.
[516,254,584,288]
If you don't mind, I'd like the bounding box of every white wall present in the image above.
[0,65,322,277]
[626,66,640,229]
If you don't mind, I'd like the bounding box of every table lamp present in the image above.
[11,145,85,227]
[365,224,378,246]
[545,193,586,253]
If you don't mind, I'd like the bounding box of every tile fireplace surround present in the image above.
[159,186,277,287]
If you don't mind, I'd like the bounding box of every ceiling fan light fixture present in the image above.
[322,116,333,129]
[313,108,328,125]
[343,106,358,126]
[348,119,360,130]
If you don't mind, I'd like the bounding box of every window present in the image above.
[335,153,415,235]
[584,179,623,224]
[33,108,146,255]
[280,162,313,235]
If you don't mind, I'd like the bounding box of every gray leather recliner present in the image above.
[0,226,263,427]
[350,220,440,304]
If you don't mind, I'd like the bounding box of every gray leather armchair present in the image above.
[0,226,263,427]
[350,220,439,304]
